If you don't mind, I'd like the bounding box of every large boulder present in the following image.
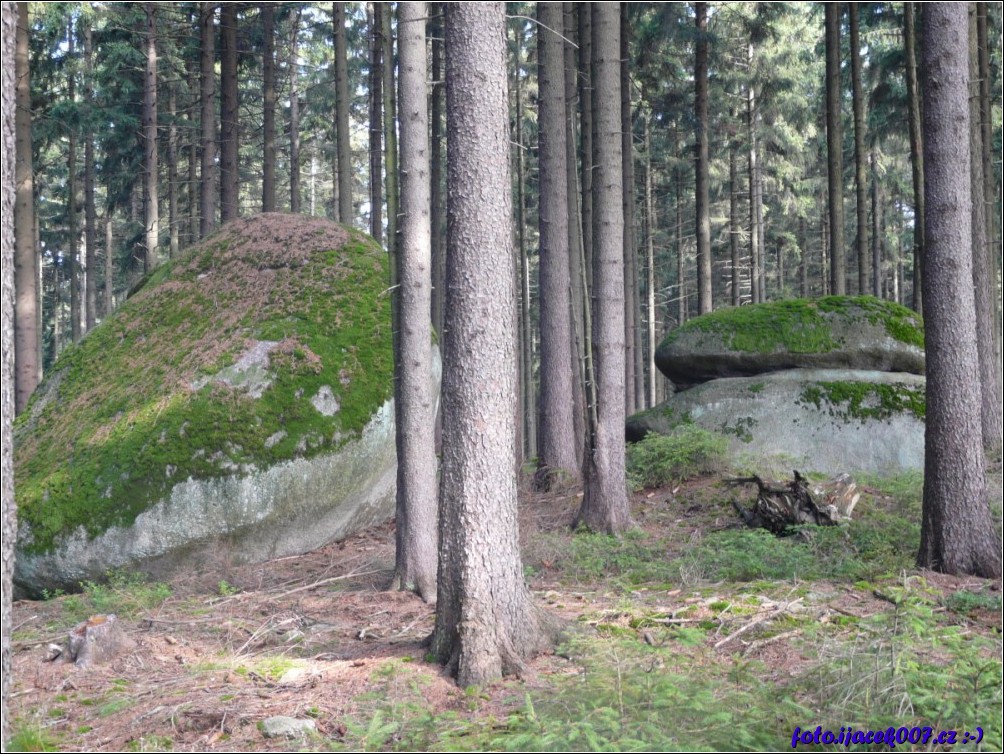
[655,296,925,388]
[14,214,429,596]
[626,369,925,476]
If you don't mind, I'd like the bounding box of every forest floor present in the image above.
[8,470,1003,752]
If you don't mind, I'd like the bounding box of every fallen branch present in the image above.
[714,598,803,649]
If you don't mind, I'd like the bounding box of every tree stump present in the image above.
[728,471,858,534]
[68,614,136,667]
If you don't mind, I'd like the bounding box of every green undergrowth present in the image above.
[660,295,924,354]
[40,570,172,624]
[14,217,392,554]
[627,426,729,490]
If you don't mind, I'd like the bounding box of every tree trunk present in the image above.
[68,22,81,341]
[187,51,198,244]
[289,8,301,213]
[976,3,996,296]
[729,120,740,307]
[83,24,97,329]
[676,151,686,325]
[694,1,712,314]
[262,2,276,212]
[199,2,216,238]
[968,3,1002,452]
[564,2,587,462]
[143,3,159,271]
[850,3,868,295]
[917,2,1001,579]
[644,118,658,409]
[430,2,554,687]
[578,4,593,292]
[905,2,924,312]
[167,83,179,259]
[429,2,444,336]
[382,5,397,251]
[393,1,437,602]
[536,2,579,488]
[576,3,629,535]
[825,3,846,295]
[334,1,352,224]
[368,3,383,244]
[746,74,760,304]
[14,0,38,413]
[621,5,637,416]
[104,212,113,317]
[871,149,882,298]
[219,2,238,222]
[3,4,20,739]
[511,20,534,463]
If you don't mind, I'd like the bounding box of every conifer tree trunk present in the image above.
[393,1,437,602]
[429,3,444,336]
[104,213,113,316]
[850,3,868,295]
[976,3,996,283]
[143,3,159,270]
[968,3,1002,452]
[334,1,352,224]
[199,2,216,238]
[187,53,198,244]
[578,4,593,291]
[644,118,658,409]
[536,2,579,488]
[68,23,81,341]
[621,5,637,415]
[368,3,383,244]
[905,2,924,312]
[917,2,1001,579]
[262,2,276,212]
[729,118,740,307]
[747,75,760,304]
[220,2,239,222]
[430,2,554,687]
[871,149,882,298]
[167,83,179,258]
[694,1,712,314]
[576,3,629,535]
[825,3,846,295]
[564,1,586,460]
[83,24,97,329]
[2,4,19,738]
[289,9,301,214]
[382,6,397,251]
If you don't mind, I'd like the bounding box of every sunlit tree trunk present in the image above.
[694,1,712,314]
[382,5,397,251]
[369,3,383,244]
[68,21,81,340]
[334,1,352,224]
[289,8,301,213]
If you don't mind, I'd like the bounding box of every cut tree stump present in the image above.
[728,471,859,534]
[67,614,137,667]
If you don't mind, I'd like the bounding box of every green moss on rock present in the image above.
[661,296,924,355]
[14,215,392,555]
[799,381,926,422]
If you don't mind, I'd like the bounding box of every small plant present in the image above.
[79,570,171,618]
[627,426,728,490]
[217,580,239,597]
[945,589,1002,615]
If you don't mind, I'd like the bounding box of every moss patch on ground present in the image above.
[798,380,926,422]
[14,214,392,554]
[660,296,924,354]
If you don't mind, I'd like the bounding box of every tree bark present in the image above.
[83,24,97,329]
[905,3,924,312]
[746,72,760,304]
[694,1,712,314]
[289,8,301,213]
[917,2,1001,579]
[825,3,846,295]
[143,3,159,271]
[431,2,553,687]
[199,2,216,237]
[68,22,81,341]
[576,3,629,535]
[968,3,1002,452]
[167,82,179,259]
[334,1,352,224]
[393,1,437,602]
[850,3,868,295]
[729,117,740,307]
[578,3,593,293]
[429,2,444,336]
[262,2,276,212]
[871,149,882,298]
[219,2,238,222]
[14,0,38,413]
[644,118,658,409]
[382,5,397,251]
[3,4,20,742]
[104,213,113,317]
[369,3,383,244]
[536,2,579,488]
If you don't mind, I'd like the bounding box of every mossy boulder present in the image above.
[13,213,422,595]
[655,296,925,388]
[626,369,925,476]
